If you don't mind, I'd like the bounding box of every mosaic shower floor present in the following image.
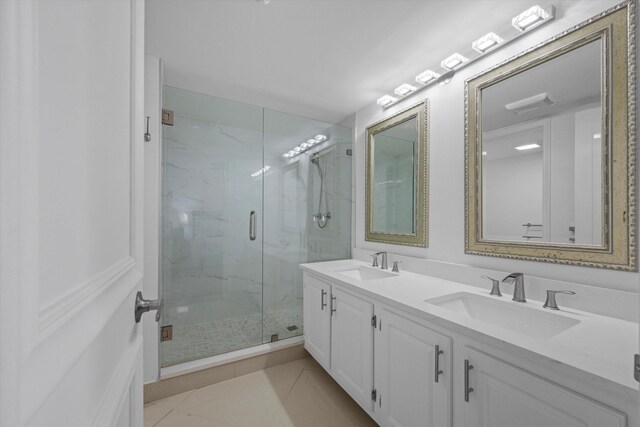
[161,307,303,367]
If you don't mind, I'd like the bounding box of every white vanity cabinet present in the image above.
[301,267,634,427]
[302,272,375,413]
[330,286,374,412]
[374,307,452,427]
[461,347,626,427]
[302,274,332,369]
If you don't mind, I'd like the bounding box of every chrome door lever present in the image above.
[134,291,162,323]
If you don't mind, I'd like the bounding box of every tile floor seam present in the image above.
[284,366,307,401]
[153,408,174,427]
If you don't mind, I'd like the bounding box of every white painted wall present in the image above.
[353,0,638,296]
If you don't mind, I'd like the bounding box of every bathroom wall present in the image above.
[353,0,638,296]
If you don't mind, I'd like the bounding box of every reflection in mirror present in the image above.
[373,118,416,234]
[465,1,636,270]
[366,101,428,247]
[481,40,602,245]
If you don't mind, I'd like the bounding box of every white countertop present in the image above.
[300,259,639,392]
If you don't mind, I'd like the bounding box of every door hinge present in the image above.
[635,354,640,382]
[160,325,173,342]
[371,389,377,401]
[371,315,377,328]
[162,109,174,126]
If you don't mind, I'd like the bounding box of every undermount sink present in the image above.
[425,292,580,339]
[337,266,397,281]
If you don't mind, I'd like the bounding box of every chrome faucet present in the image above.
[502,273,526,303]
[374,251,388,270]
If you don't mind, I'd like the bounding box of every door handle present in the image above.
[434,345,444,383]
[134,291,162,323]
[249,210,256,241]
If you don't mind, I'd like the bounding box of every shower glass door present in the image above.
[161,87,264,367]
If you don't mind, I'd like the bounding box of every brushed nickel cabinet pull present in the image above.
[321,289,327,310]
[434,345,444,383]
[464,359,474,402]
[331,295,337,315]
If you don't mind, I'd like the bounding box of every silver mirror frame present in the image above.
[465,1,636,271]
[365,100,429,247]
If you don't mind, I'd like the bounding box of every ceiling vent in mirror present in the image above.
[504,92,554,114]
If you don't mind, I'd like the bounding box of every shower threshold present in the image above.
[160,335,304,379]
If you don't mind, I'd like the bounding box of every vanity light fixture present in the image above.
[375,3,554,109]
[314,134,327,142]
[415,70,440,85]
[437,70,455,86]
[472,32,505,53]
[514,143,541,151]
[512,5,552,32]
[441,53,468,70]
[377,95,397,107]
[394,83,417,97]
[300,142,310,149]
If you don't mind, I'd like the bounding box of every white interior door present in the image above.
[0,0,145,426]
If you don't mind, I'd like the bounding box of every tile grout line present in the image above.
[283,366,307,401]
[153,408,174,427]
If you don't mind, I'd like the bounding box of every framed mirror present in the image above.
[465,1,636,270]
[366,101,428,247]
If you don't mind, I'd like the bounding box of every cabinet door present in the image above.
[463,347,626,427]
[331,287,374,413]
[303,274,332,369]
[375,307,452,427]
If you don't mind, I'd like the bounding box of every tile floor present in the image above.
[144,357,378,427]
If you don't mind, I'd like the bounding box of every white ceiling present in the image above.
[146,0,582,124]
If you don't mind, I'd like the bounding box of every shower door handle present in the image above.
[249,210,256,241]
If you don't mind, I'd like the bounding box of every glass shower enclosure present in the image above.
[160,87,351,367]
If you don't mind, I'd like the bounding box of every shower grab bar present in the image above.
[249,211,256,241]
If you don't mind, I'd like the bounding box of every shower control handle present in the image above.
[249,210,256,241]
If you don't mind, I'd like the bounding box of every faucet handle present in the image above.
[543,290,576,310]
[481,275,502,297]
[370,253,379,267]
[392,260,401,273]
